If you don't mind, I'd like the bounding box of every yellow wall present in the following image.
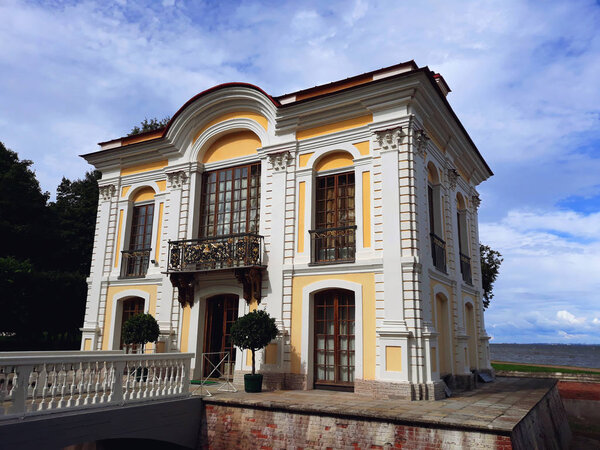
[353,141,370,156]
[362,171,371,248]
[290,273,376,380]
[297,182,306,252]
[121,186,130,198]
[386,346,402,372]
[121,160,168,176]
[202,130,261,164]
[315,151,354,172]
[155,180,167,191]
[296,114,373,140]
[131,186,156,202]
[180,305,191,352]
[298,152,314,167]
[83,338,92,351]
[114,209,124,268]
[102,284,158,350]
[193,112,268,143]
[265,343,278,365]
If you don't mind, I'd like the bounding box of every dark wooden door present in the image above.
[120,297,145,351]
[203,295,239,377]
[314,289,355,390]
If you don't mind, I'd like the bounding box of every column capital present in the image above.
[268,151,293,172]
[374,126,405,152]
[166,170,188,189]
[413,129,429,158]
[99,184,116,202]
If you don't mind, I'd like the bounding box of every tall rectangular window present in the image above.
[199,163,261,237]
[130,204,154,250]
[312,172,356,263]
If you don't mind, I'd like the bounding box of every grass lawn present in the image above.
[491,362,600,375]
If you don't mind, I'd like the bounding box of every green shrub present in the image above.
[122,313,160,353]
[230,310,278,375]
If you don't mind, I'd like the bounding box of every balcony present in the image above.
[309,225,357,264]
[460,252,473,285]
[120,248,151,278]
[167,233,265,306]
[430,233,446,273]
[167,233,264,273]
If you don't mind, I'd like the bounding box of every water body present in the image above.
[490,343,600,369]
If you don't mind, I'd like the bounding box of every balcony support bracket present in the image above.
[234,267,263,305]
[170,272,195,307]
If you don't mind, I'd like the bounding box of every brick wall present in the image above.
[201,403,512,449]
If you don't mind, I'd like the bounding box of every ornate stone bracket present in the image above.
[170,272,195,307]
[447,168,459,190]
[166,170,188,189]
[375,127,405,152]
[471,195,481,211]
[234,267,263,305]
[99,184,116,202]
[413,129,429,157]
[268,151,292,172]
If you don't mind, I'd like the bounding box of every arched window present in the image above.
[122,187,155,278]
[310,151,356,264]
[456,193,472,284]
[119,297,145,351]
[427,163,446,272]
[434,293,452,376]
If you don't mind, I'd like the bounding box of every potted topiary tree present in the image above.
[230,309,278,393]
[122,313,160,354]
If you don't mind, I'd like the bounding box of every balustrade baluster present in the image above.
[38,364,48,410]
[92,362,101,404]
[75,362,84,406]
[167,361,174,395]
[29,367,39,412]
[48,364,58,409]
[100,361,108,403]
[57,364,67,408]
[84,362,93,405]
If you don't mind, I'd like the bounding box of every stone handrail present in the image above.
[0,352,193,419]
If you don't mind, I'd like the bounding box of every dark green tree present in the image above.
[0,142,98,350]
[122,313,160,353]
[230,310,279,375]
[480,244,503,309]
[49,170,101,274]
[128,117,171,136]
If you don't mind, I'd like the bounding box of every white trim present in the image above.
[300,279,363,388]
[107,289,151,351]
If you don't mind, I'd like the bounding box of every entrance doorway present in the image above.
[314,289,355,390]
[203,295,239,378]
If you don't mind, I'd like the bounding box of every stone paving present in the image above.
[194,377,557,433]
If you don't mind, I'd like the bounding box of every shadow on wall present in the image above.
[64,438,190,450]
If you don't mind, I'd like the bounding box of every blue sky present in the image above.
[1,0,599,343]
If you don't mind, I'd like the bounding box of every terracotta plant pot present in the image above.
[244,373,263,393]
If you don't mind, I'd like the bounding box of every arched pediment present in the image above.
[163,84,279,160]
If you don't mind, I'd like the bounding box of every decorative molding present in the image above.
[375,127,405,152]
[166,170,188,189]
[267,151,292,172]
[472,195,481,211]
[235,267,263,304]
[413,129,429,157]
[99,184,116,202]
[447,168,459,190]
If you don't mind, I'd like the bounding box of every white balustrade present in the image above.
[0,352,193,419]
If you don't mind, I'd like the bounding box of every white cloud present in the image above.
[557,310,586,326]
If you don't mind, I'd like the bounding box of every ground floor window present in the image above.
[314,289,355,390]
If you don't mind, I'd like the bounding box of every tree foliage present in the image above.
[0,142,98,350]
[122,313,160,353]
[128,117,171,136]
[480,244,503,309]
[230,310,279,375]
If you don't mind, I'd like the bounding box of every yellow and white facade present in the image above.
[81,61,493,399]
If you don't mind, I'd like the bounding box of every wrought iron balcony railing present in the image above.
[167,233,264,273]
[430,233,447,273]
[460,252,473,285]
[121,248,151,278]
[309,225,357,264]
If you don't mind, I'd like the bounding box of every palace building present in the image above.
[81,60,493,400]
